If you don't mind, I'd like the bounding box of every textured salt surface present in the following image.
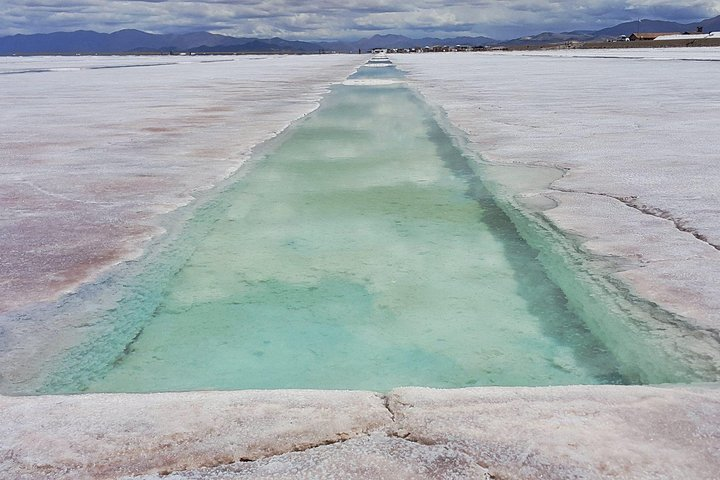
[391,48,720,354]
[2,385,718,479]
[0,55,361,315]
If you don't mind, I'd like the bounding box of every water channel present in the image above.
[48,59,629,393]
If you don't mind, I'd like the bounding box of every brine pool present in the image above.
[44,60,650,393]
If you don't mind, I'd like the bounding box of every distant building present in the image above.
[654,32,712,41]
[629,32,673,41]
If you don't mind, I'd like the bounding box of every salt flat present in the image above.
[391,48,720,337]
[0,54,361,314]
[2,51,720,479]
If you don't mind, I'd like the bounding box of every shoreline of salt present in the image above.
[2,384,718,479]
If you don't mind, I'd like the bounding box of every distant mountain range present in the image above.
[0,30,498,55]
[1,15,718,55]
[507,15,720,45]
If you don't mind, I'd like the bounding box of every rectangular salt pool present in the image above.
[44,61,633,393]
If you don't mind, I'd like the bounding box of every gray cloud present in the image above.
[0,0,718,40]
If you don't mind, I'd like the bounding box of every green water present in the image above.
[79,64,624,392]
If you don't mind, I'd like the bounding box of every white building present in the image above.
[654,32,718,41]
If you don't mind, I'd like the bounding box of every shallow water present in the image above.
[58,63,626,392]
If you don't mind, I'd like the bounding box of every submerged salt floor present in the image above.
[43,63,626,393]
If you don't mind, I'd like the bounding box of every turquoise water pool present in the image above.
[47,62,629,392]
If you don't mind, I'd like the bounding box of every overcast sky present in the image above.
[2,0,718,40]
